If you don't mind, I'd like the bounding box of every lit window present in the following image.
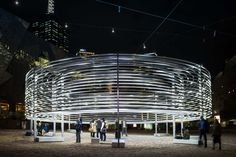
[16,103,25,112]
[0,103,9,112]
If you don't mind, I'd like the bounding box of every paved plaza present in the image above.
[0,129,236,157]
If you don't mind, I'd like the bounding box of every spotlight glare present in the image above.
[15,0,19,5]
[143,43,146,49]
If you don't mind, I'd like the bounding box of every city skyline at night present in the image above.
[0,0,236,120]
[0,0,236,78]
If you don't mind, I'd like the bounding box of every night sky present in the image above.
[0,0,236,79]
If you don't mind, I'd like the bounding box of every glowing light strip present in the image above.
[25,54,212,123]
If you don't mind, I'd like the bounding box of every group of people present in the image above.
[75,115,222,150]
[36,121,49,136]
[88,118,128,141]
[198,116,222,150]
[74,117,107,143]
[74,117,128,143]
[89,118,107,141]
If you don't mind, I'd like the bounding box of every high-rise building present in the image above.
[30,0,69,54]
[31,19,69,53]
[0,8,66,121]
[47,0,55,14]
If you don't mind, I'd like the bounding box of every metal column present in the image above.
[116,52,120,147]
[166,114,168,134]
[33,114,37,138]
[154,113,158,136]
[61,113,64,138]
[172,115,176,139]
[68,115,71,130]
[30,115,33,131]
[181,115,184,137]
[53,114,56,136]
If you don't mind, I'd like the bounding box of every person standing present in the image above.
[212,118,222,150]
[101,118,107,141]
[199,116,207,147]
[89,119,96,137]
[36,121,42,136]
[75,118,82,143]
[115,119,122,139]
[96,118,102,139]
[122,119,128,136]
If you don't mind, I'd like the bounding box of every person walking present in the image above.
[75,118,82,143]
[212,118,222,150]
[199,116,207,147]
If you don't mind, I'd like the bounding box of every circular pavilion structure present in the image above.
[25,53,212,126]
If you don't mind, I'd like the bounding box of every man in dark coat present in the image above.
[212,118,222,150]
[75,118,82,143]
[199,116,207,147]
[96,118,102,139]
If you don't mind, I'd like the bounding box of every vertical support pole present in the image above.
[199,65,204,116]
[172,115,176,139]
[166,114,168,134]
[68,114,71,130]
[30,115,33,131]
[154,113,157,136]
[53,114,56,136]
[166,122,169,134]
[181,115,184,137]
[116,52,120,147]
[61,113,64,139]
[33,114,37,138]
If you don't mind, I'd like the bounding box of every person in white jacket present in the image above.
[122,119,128,136]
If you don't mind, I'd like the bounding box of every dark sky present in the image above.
[1,0,236,79]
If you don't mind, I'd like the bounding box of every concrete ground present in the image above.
[0,129,236,157]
